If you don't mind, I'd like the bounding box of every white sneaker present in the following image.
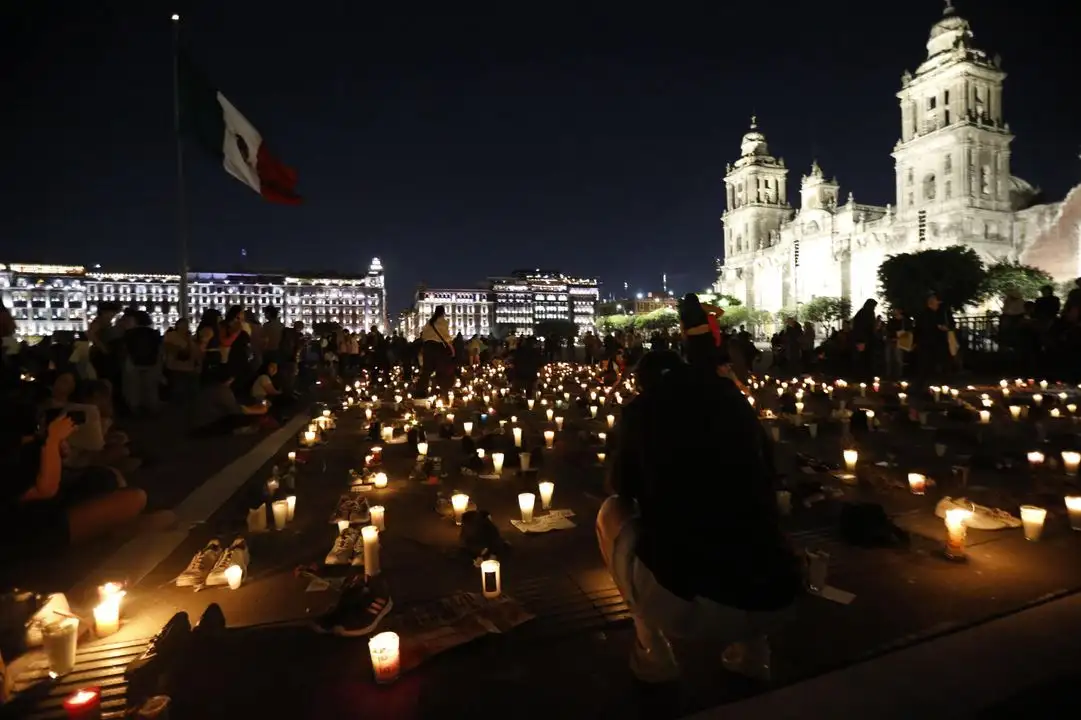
[722,636,772,682]
[205,538,250,586]
[629,632,680,683]
[350,529,367,567]
[326,528,360,566]
[176,540,223,587]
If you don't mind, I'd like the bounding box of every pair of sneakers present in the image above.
[630,631,771,684]
[324,526,370,566]
[175,538,250,588]
[312,574,393,637]
[126,603,227,707]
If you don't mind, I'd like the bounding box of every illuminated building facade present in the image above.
[1,258,387,338]
[490,269,599,336]
[403,288,495,339]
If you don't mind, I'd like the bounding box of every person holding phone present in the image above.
[417,306,454,395]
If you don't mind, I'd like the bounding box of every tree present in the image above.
[878,246,986,315]
[976,260,1053,307]
[595,314,633,333]
[803,296,852,325]
[633,307,679,332]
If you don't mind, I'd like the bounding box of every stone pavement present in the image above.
[10,369,1081,719]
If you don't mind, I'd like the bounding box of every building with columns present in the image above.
[717,4,1080,312]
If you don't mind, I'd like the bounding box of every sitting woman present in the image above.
[190,366,268,437]
[678,293,726,374]
[0,412,152,556]
[41,371,132,471]
[250,361,290,419]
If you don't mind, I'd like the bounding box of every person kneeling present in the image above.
[596,351,801,683]
[190,367,268,437]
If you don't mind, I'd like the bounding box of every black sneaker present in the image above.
[126,611,191,706]
[311,575,393,637]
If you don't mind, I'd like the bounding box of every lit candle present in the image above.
[365,408,373,421]
[546,408,554,422]
[337,519,350,534]
[373,472,388,488]
[1033,393,1044,407]
[979,410,991,424]
[1063,451,1081,476]
[492,452,505,474]
[543,430,555,449]
[606,414,615,429]
[1051,408,1062,419]
[907,472,927,495]
[555,416,564,431]
[463,421,473,436]
[590,405,598,418]
[898,392,907,405]
[272,500,288,530]
[795,401,804,415]
[266,477,279,495]
[1040,380,1049,390]
[843,449,858,472]
[224,564,243,590]
[63,688,102,718]
[368,631,401,684]
[513,427,523,447]
[481,558,502,599]
[538,480,554,509]
[93,589,124,637]
[527,399,535,411]
[1069,404,1078,414]
[381,425,394,442]
[1009,405,1022,421]
[370,505,385,531]
[519,452,531,471]
[1065,496,1081,531]
[597,451,606,464]
[859,383,867,397]
[287,451,296,464]
[451,493,469,525]
[518,492,536,523]
[370,446,383,463]
[944,508,972,560]
[285,495,296,522]
[417,441,428,457]
[477,448,485,459]
[304,430,316,445]
[1019,505,1047,541]
[362,525,381,576]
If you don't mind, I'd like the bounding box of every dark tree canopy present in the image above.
[878,246,986,315]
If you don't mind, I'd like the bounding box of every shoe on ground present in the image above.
[326,528,360,566]
[721,636,772,682]
[193,603,227,638]
[350,498,371,524]
[176,540,223,587]
[312,575,393,637]
[205,538,250,587]
[629,632,680,683]
[126,611,192,705]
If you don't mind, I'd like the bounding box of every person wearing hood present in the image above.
[418,306,454,394]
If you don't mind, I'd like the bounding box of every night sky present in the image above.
[2,0,1077,313]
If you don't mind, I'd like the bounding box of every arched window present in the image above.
[923,173,936,201]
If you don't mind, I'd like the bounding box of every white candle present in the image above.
[370,505,385,531]
[519,452,531,471]
[271,500,288,530]
[266,478,279,495]
[527,399,535,411]
[368,631,400,684]
[1027,451,1045,469]
[513,427,523,447]
[538,481,554,509]
[795,401,804,415]
[597,451,606,464]
[944,508,971,560]
[362,525,381,576]
[1063,451,1081,476]
[1009,405,1022,420]
[518,492,536,523]
[555,416,564,431]
[1065,496,1081,531]
[1020,505,1047,541]
[224,564,243,590]
[451,493,469,525]
[543,430,554,449]
[606,414,615,429]
[381,426,394,442]
[590,405,598,418]
[492,452,505,474]
[287,451,296,464]
[304,430,316,446]
[417,442,428,457]
[978,410,990,424]
[285,495,296,521]
[463,421,473,436]
[337,519,350,534]
[365,408,373,421]
[908,473,927,495]
[477,448,485,459]
[1033,394,1044,407]
[373,472,388,488]
[93,595,122,637]
[481,559,502,599]
[843,449,858,472]
[546,409,554,422]
[1051,408,1062,418]
[898,392,907,405]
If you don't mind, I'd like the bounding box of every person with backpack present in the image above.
[418,306,454,395]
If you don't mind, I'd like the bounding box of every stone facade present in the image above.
[717,5,1079,312]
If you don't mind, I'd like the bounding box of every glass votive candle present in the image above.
[513,427,523,447]
[224,564,243,590]
[1020,505,1047,541]
[481,559,502,599]
[463,421,473,436]
[370,505,385,531]
[1009,405,1022,421]
[546,409,554,422]
[492,452,505,474]
[590,406,598,419]
[597,452,606,464]
[978,410,991,424]
[538,480,554,509]
[381,425,394,442]
[543,430,555,449]
[795,401,804,415]
[337,519,350,534]
[1063,451,1081,476]
[944,508,971,560]
[287,451,296,464]
[1065,496,1081,531]
[907,473,927,495]
[555,416,564,431]
[1033,394,1044,407]
[416,442,428,457]
[518,492,536,523]
[93,593,124,636]
[1027,451,1045,469]
[285,495,296,521]
[606,414,615,429]
[271,499,289,530]
[373,472,388,489]
[368,631,401,684]
[303,430,316,445]
[451,493,469,525]
[361,525,380,576]
[843,449,858,472]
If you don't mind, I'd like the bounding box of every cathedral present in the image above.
[716,3,1081,312]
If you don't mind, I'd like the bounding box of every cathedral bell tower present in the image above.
[892,2,1013,223]
[722,118,791,258]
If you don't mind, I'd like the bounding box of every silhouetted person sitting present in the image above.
[596,351,800,683]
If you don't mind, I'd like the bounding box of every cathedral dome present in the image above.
[926,4,972,57]
[740,117,770,157]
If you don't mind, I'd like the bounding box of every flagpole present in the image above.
[171,13,190,321]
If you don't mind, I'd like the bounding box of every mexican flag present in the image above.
[178,52,301,205]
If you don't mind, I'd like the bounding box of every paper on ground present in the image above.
[511,514,577,533]
[811,585,855,604]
